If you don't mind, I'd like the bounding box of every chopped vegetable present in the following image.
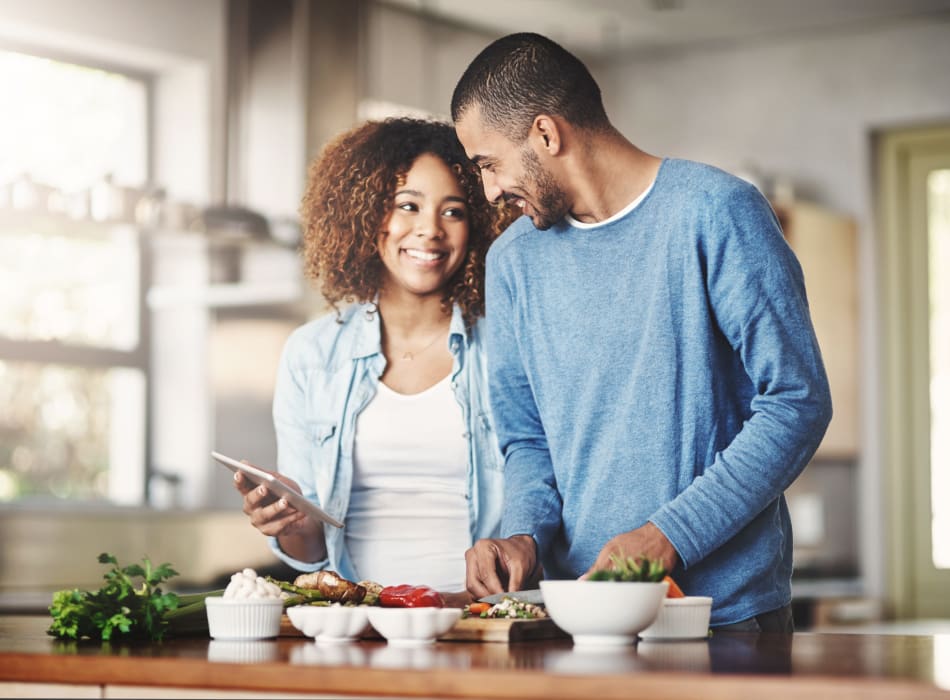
[588,554,668,582]
[379,584,444,608]
[48,552,182,641]
[465,602,491,616]
[479,596,547,619]
[663,575,685,598]
[358,580,383,606]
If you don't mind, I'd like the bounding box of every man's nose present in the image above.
[482,171,503,204]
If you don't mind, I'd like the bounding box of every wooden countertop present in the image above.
[1,615,948,699]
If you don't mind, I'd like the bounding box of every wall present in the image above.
[600,15,950,601]
[361,3,498,119]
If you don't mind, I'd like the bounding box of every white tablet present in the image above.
[212,450,344,528]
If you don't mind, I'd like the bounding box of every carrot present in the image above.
[663,575,685,598]
[467,602,491,616]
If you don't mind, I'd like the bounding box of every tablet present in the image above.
[212,450,344,528]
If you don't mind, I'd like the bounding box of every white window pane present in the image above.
[0,216,140,349]
[928,168,950,569]
[0,361,144,503]
[0,50,147,192]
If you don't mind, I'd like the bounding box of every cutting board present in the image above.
[280,614,566,643]
[439,616,567,643]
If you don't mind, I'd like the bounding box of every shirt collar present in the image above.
[350,301,470,360]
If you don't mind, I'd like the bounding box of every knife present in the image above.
[477,589,544,606]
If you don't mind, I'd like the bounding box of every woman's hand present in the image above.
[233,469,310,536]
[233,468,328,563]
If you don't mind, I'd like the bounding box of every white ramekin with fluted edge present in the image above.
[205,597,284,640]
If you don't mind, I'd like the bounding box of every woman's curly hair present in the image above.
[300,117,514,326]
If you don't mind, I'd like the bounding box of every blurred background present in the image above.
[0,0,948,630]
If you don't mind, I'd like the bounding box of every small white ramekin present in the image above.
[639,596,712,640]
[205,597,284,640]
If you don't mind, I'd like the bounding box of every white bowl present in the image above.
[366,607,462,646]
[205,597,284,640]
[539,579,668,647]
[285,604,370,643]
[639,596,712,640]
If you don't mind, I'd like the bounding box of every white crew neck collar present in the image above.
[565,173,658,229]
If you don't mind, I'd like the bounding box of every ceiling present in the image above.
[379,0,950,56]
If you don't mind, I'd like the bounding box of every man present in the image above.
[451,32,832,631]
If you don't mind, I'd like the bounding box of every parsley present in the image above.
[47,552,181,641]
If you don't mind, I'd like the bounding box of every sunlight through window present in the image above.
[929,169,950,569]
[0,49,148,504]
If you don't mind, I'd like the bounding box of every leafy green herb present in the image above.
[48,552,181,641]
[588,554,668,582]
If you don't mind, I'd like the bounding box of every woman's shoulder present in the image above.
[282,303,373,370]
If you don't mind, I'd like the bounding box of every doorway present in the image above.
[877,124,950,618]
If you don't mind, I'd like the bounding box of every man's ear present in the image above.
[532,115,562,156]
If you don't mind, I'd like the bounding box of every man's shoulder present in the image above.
[487,214,537,262]
[661,158,759,202]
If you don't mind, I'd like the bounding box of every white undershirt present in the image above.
[346,374,470,591]
[565,177,656,228]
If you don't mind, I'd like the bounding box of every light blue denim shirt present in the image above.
[267,301,504,581]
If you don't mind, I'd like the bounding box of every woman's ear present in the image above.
[532,115,562,156]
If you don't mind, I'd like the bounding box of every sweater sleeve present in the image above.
[485,243,563,554]
[650,184,833,568]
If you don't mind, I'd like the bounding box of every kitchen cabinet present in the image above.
[775,201,859,460]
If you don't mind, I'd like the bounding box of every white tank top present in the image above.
[346,374,470,591]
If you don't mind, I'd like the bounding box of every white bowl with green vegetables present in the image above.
[540,555,670,647]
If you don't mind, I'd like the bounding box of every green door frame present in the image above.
[877,124,950,618]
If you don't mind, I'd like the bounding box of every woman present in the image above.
[233,118,513,600]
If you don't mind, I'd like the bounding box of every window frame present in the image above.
[0,44,155,506]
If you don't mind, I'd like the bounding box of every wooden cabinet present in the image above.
[775,201,859,459]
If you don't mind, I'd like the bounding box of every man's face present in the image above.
[456,108,570,231]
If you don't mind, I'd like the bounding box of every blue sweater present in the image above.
[485,158,832,626]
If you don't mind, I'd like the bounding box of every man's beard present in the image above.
[520,147,570,231]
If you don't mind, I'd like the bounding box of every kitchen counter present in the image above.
[1,615,948,699]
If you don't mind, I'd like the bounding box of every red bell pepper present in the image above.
[378,584,444,608]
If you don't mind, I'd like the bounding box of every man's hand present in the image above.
[465,535,539,598]
[582,522,679,578]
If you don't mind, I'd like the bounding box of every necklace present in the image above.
[391,328,447,361]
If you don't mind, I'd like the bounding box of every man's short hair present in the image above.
[451,32,610,141]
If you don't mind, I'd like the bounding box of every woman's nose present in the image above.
[414,210,443,237]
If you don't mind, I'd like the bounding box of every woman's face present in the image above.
[377,153,470,300]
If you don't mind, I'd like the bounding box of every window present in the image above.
[0,48,149,505]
